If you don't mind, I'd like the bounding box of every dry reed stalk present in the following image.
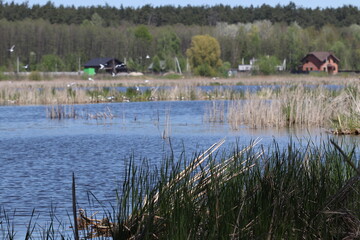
[189,138,262,196]
[148,138,226,205]
[161,109,171,139]
[0,75,358,89]
[139,137,262,224]
[227,85,360,130]
[204,101,225,123]
[2,76,360,106]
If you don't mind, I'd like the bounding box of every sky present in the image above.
[4,0,360,9]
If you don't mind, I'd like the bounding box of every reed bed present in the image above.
[100,138,360,239]
[204,101,226,123]
[46,105,114,120]
[227,84,360,132]
[2,138,360,239]
[1,75,359,105]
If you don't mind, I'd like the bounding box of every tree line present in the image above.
[1,1,360,28]
[2,7,360,75]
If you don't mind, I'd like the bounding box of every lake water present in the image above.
[0,99,357,238]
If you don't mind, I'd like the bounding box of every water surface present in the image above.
[0,100,356,238]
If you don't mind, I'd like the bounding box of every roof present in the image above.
[84,58,122,68]
[302,52,340,63]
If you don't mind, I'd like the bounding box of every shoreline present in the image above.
[1,74,358,88]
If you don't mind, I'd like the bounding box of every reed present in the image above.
[204,100,226,123]
[46,105,114,120]
[0,207,73,240]
[2,138,360,239]
[46,104,77,119]
[93,138,360,239]
[86,137,360,239]
[1,75,359,105]
[227,84,360,131]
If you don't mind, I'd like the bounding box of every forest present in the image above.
[1,2,360,74]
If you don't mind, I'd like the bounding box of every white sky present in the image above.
[4,0,360,8]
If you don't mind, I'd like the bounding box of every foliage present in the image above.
[186,35,222,76]
[1,2,360,28]
[194,63,217,77]
[109,138,360,239]
[134,25,153,42]
[256,55,281,75]
[134,25,153,70]
[218,61,232,77]
[90,12,104,27]
[156,29,181,58]
[151,55,161,73]
[125,87,140,99]
[1,15,360,73]
[160,73,183,79]
[39,54,65,72]
[28,71,42,81]
[126,58,142,72]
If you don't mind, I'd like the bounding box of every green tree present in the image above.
[90,12,104,27]
[39,54,64,72]
[134,25,153,70]
[285,23,305,70]
[186,34,222,76]
[330,40,349,69]
[152,55,161,73]
[156,29,180,58]
[134,25,153,42]
[256,55,280,75]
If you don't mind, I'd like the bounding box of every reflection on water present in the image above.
[0,100,358,237]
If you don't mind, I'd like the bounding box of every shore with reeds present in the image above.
[7,74,357,134]
[2,138,360,239]
[0,74,359,106]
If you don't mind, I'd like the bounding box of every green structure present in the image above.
[83,67,95,75]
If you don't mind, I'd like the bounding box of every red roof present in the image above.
[302,52,340,63]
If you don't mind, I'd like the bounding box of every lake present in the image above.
[0,99,357,238]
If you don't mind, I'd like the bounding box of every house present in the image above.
[238,57,286,73]
[300,52,339,74]
[83,58,127,75]
[238,58,257,72]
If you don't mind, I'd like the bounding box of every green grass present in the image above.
[2,138,360,239]
[106,138,360,239]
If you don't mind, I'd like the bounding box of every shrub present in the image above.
[29,71,42,81]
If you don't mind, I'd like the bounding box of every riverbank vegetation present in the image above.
[3,76,360,133]
[2,138,360,239]
[0,75,357,105]
[226,84,360,131]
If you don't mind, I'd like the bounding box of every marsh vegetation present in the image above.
[3,76,360,239]
[2,138,360,239]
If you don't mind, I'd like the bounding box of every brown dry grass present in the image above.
[0,74,358,88]
[0,74,358,105]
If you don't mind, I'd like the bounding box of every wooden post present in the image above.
[72,172,79,240]
[17,57,19,74]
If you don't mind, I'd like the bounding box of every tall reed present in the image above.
[2,138,360,239]
[101,137,360,239]
[204,100,226,123]
[227,85,360,131]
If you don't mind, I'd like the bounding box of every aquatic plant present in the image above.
[2,138,360,239]
[70,138,360,239]
[46,105,114,120]
[204,100,225,123]
[226,85,359,130]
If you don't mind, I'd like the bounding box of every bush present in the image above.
[218,61,232,77]
[194,63,217,77]
[28,71,42,81]
[256,55,280,75]
[39,54,65,72]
